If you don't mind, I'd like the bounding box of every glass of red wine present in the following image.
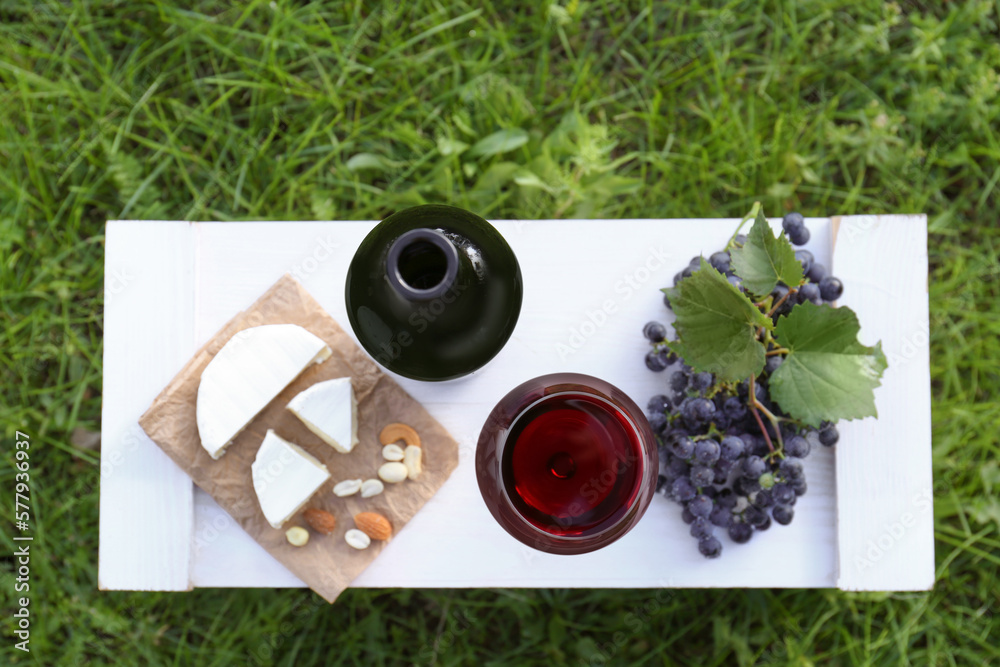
[476,373,659,554]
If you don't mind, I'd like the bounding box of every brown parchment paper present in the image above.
[138,274,459,603]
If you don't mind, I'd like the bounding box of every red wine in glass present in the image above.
[477,374,658,554]
[503,392,643,536]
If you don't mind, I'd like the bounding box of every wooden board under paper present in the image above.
[100,216,933,591]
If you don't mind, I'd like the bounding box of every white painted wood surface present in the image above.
[98,223,196,591]
[832,216,934,591]
[101,216,933,591]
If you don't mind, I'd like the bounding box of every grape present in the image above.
[794,249,814,275]
[647,412,668,435]
[698,535,723,558]
[719,435,745,461]
[647,394,672,414]
[643,321,667,342]
[772,505,794,525]
[669,435,695,459]
[788,225,810,246]
[749,488,774,509]
[690,372,714,393]
[712,462,732,485]
[716,488,737,509]
[744,506,768,527]
[734,476,761,496]
[772,483,795,505]
[657,444,671,469]
[693,439,721,465]
[709,506,733,528]
[689,517,712,539]
[656,474,668,494]
[665,457,691,480]
[709,251,731,273]
[819,276,844,301]
[742,455,766,479]
[645,349,669,372]
[807,262,828,284]
[784,435,810,458]
[672,477,697,502]
[728,522,753,544]
[798,282,822,305]
[723,397,746,421]
[782,212,805,235]
[663,292,672,310]
[642,218,839,559]
[764,355,784,375]
[669,371,690,394]
[688,494,713,518]
[818,423,839,446]
[687,397,716,422]
[749,437,771,458]
[779,457,804,479]
[690,465,715,487]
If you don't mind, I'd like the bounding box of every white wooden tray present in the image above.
[99,216,933,592]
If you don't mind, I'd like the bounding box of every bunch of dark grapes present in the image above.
[643,212,843,559]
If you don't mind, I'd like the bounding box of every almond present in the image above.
[354,511,392,541]
[379,423,421,449]
[302,508,337,535]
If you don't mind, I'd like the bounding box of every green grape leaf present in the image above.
[770,302,888,427]
[730,210,804,296]
[664,258,771,382]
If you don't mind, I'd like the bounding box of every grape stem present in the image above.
[766,287,798,319]
[754,401,786,454]
[748,375,786,455]
[724,201,761,251]
[747,375,775,454]
[765,348,790,356]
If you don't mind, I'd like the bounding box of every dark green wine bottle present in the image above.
[345,204,523,381]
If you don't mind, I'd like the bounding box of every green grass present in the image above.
[2,0,999,664]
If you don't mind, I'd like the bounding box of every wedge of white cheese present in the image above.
[197,324,332,460]
[251,430,330,529]
[286,377,359,454]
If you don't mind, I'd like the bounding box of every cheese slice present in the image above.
[251,430,330,529]
[197,324,331,459]
[286,377,359,453]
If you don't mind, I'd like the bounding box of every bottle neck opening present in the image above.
[387,228,459,300]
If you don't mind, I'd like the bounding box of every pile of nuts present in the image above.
[332,422,423,496]
[284,422,423,549]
